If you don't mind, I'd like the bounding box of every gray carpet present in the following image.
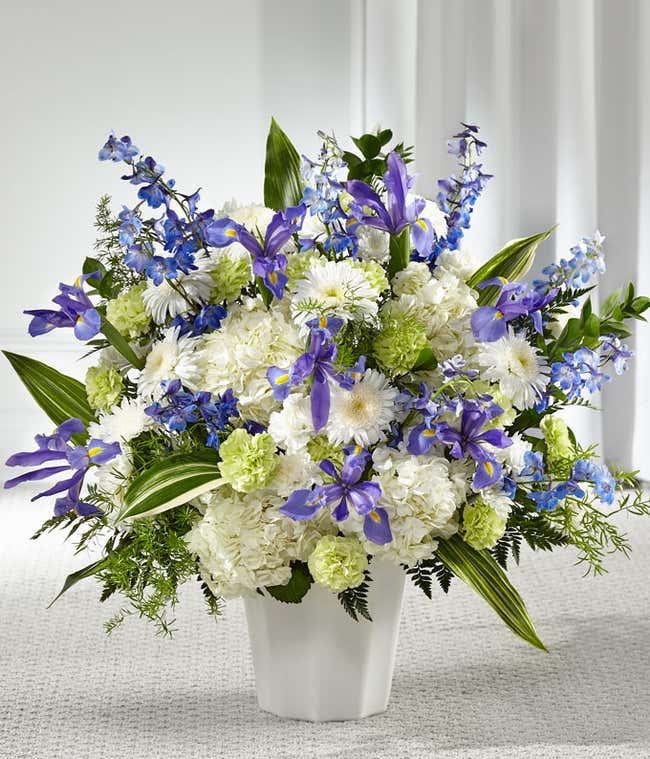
[1,491,649,759]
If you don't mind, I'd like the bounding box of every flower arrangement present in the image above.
[5,120,650,649]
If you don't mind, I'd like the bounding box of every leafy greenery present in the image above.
[263,118,303,211]
[404,556,454,599]
[436,535,546,650]
[265,561,313,604]
[3,351,95,442]
[342,128,413,187]
[338,571,373,621]
[97,505,212,636]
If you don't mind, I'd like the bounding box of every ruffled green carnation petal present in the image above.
[218,428,279,492]
[354,260,389,294]
[85,364,123,412]
[210,252,252,303]
[541,415,575,479]
[308,535,368,593]
[372,307,429,376]
[461,499,507,551]
[105,283,151,340]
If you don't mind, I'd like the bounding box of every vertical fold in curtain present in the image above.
[360,0,649,475]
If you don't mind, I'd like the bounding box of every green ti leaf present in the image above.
[436,534,546,650]
[468,226,557,305]
[117,452,224,522]
[263,118,303,211]
[265,561,313,604]
[47,557,108,608]
[3,351,94,444]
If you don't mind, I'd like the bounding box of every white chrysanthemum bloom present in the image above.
[327,370,398,447]
[478,330,549,410]
[356,225,390,263]
[138,328,204,399]
[493,431,532,474]
[87,396,152,443]
[291,259,380,327]
[142,255,214,325]
[268,393,314,454]
[342,448,460,565]
[186,486,335,598]
[391,261,433,296]
[219,200,274,231]
[200,298,303,423]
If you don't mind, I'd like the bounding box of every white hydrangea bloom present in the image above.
[200,298,303,423]
[186,485,334,598]
[326,370,398,447]
[291,259,380,326]
[342,448,460,565]
[138,328,204,399]
[391,261,433,296]
[268,393,314,454]
[435,247,480,281]
[478,330,549,410]
[143,255,214,324]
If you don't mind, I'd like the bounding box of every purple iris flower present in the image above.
[4,419,120,515]
[435,404,511,489]
[470,278,530,342]
[24,273,101,341]
[280,448,392,545]
[267,326,352,432]
[205,206,305,299]
[346,151,435,256]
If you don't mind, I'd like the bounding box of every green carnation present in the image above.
[218,429,278,492]
[210,252,252,302]
[85,364,123,412]
[372,305,429,375]
[461,500,507,551]
[105,283,150,340]
[541,415,574,478]
[354,260,389,294]
[285,249,321,288]
[308,535,369,593]
[306,435,345,470]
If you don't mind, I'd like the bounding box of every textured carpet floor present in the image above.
[1,492,649,759]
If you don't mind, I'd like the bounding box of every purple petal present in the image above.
[204,218,242,248]
[411,216,434,255]
[331,496,349,522]
[363,507,392,545]
[266,366,293,401]
[73,308,101,341]
[5,450,67,467]
[310,374,330,432]
[470,307,508,342]
[279,489,324,521]
[319,459,340,481]
[472,459,502,489]
[4,465,70,489]
[478,429,512,449]
[30,469,85,501]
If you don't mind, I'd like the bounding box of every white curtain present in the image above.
[361,0,650,477]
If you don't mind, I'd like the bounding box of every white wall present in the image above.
[0,0,361,460]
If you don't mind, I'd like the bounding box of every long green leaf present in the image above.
[468,226,557,305]
[117,452,224,522]
[47,557,108,608]
[263,118,303,211]
[100,317,144,370]
[436,535,546,650]
[3,351,95,443]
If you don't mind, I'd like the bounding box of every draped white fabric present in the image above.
[362,0,650,476]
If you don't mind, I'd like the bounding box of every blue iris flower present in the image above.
[4,418,120,515]
[24,273,101,341]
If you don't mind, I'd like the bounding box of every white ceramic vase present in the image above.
[243,560,405,722]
